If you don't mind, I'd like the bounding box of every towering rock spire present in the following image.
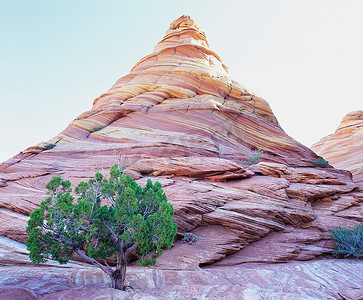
[14,15,315,167]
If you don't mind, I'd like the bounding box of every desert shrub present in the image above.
[92,126,102,132]
[182,232,198,244]
[137,257,157,266]
[43,143,56,150]
[241,149,266,165]
[330,223,363,258]
[314,156,329,168]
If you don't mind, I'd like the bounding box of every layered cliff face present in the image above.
[0,16,362,272]
[312,111,363,185]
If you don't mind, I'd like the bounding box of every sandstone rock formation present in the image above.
[312,110,363,185]
[1,249,362,300]
[0,15,362,298]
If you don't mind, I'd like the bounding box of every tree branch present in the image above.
[74,248,112,277]
[103,259,113,274]
[105,225,118,243]
[125,243,137,257]
[105,194,115,206]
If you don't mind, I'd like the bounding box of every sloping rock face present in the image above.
[312,110,363,185]
[0,15,362,273]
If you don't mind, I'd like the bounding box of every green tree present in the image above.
[26,165,177,290]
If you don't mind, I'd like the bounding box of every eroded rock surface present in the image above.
[312,110,363,184]
[0,260,362,300]
[0,15,362,296]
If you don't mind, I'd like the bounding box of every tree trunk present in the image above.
[111,263,127,290]
[113,246,128,290]
[74,247,131,291]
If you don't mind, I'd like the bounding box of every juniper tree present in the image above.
[26,165,177,290]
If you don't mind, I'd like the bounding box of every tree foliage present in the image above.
[26,165,177,290]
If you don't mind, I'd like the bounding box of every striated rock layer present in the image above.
[1,237,362,299]
[0,15,362,275]
[312,110,363,185]
[1,259,362,299]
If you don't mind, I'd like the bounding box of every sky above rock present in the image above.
[1,0,362,163]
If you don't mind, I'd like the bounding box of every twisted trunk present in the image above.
[75,242,136,291]
[111,260,127,290]
[111,241,136,290]
[112,247,128,290]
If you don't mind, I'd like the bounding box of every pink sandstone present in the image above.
[0,15,362,298]
[312,110,363,185]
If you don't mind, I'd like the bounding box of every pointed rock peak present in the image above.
[167,15,206,36]
[129,15,229,90]
[162,15,209,48]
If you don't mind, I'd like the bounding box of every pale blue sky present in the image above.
[1,0,362,163]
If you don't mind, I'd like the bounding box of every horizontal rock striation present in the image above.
[1,260,362,299]
[0,15,362,271]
